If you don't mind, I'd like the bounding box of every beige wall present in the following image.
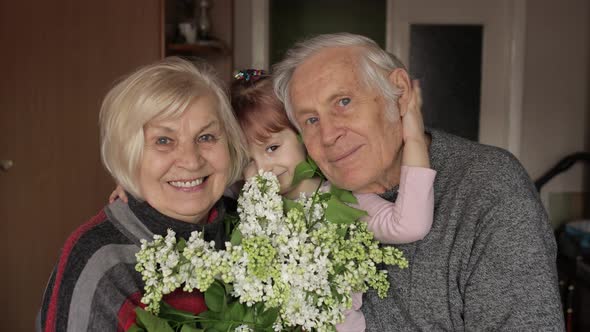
[233,0,590,215]
[234,0,253,70]
[520,0,589,205]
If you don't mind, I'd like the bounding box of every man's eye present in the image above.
[305,117,319,126]
[197,134,217,143]
[156,137,172,145]
[265,145,279,153]
[338,97,351,107]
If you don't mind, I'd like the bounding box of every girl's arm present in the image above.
[401,80,429,168]
[355,166,435,244]
[335,292,366,332]
[355,80,435,244]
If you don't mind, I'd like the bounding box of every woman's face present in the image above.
[137,94,231,223]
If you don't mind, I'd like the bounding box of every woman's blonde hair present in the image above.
[99,57,248,199]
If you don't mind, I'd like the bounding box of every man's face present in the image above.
[289,47,403,193]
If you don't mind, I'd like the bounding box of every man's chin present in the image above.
[329,173,380,193]
[328,177,363,192]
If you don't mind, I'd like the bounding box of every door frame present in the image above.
[388,0,526,157]
[242,0,526,157]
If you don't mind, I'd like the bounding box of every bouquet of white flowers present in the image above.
[129,169,408,332]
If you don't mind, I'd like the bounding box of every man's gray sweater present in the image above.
[362,129,564,331]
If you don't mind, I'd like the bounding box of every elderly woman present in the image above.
[37,58,248,331]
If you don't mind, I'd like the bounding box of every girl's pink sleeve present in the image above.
[354,166,436,244]
[336,292,365,332]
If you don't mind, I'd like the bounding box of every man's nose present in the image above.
[319,116,345,146]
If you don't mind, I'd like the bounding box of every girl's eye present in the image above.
[305,117,319,126]
[266,145,279,153]
[156,137,172,145]
[338,97,351,107]
[197,134,217,143]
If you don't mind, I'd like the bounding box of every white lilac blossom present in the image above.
[134,170,408,331]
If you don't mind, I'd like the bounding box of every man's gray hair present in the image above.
[272,33,407,130]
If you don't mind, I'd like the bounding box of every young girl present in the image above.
[110,69,436,331]
[230,69,436,332]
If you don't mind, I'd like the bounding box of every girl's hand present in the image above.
[402,80,426,143]
[401,80,430,168]
[109,185,128,203]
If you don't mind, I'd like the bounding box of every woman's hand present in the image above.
[401,80,430,168]
[109,185,128,203]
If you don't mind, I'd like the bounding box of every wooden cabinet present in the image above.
[163,0,234,81]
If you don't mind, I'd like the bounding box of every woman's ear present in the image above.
[388,68,412,117]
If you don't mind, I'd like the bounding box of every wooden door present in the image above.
[0,2,162,330]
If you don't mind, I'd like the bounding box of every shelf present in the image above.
[166,40,230,56]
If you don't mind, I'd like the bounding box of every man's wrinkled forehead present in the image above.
[289,47,364,109]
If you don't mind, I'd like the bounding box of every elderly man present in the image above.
[273,33,563,331]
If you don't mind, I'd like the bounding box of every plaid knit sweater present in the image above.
[37,195,232,332]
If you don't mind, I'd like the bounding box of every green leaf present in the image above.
[257,307,280,328]
[223,282,234,296]
[306,156,318,170]
[296,133,304,144]
[283,198,304,213]
[212,320,231,331]
[336,226,348,237]
[333,264,345,275]
[177,237,187,252]
[224,213,240,238]
[242,305,255,324]
[329,186,358,204]
[226,301,246,322]
[253,302,265,316]
[204,281,226,312]
[197,310,224,331]
[126,323,145,332]
[159,301,198,322]
[180,325,204,332]
[135,307,174,332]
[230,227,242,246]
[197,309,220,321]
[291,161,316,186]
[325,196,367,224]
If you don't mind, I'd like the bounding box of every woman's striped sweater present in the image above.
[37,195,233,332]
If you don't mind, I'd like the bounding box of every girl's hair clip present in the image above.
[234,69,267,83]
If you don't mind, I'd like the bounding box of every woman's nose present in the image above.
[176,143,204,169]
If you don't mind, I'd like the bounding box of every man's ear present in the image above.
[388,68,412,116]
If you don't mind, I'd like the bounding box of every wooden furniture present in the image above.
[164,0,234,81]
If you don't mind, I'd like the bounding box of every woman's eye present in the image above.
[305,117,319,126]
[156,137,172,145]
[338,97,351,107]
[265,145,279,153]
[197,134,217,143]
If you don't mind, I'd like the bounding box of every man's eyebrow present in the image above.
[293,107,316,119]
[324,90,350,103]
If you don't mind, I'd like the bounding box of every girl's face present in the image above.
[243,128,308,199]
